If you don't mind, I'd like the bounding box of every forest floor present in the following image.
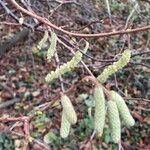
[0,0,150,150]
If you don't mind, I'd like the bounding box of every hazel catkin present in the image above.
[107,100,121,143]
[45,51,82,83]
[97,50,131,83]
[60,111,71,138]
[110,91,135,127]
[61,95,77,125]
[37,31,49,50]
[93,86,106,136]
[47,32,57,62]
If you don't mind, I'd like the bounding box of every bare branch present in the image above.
[9,0,150,38]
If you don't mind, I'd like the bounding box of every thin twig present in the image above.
[20,0,38,24]
[0,0,33,29]
[9,0,150,38]
[131,48,150,56]
[129,61,150,69]
[0,21,21,26]
[57,38,94,77]
[124,97,150,102]
[54,51,65,92]
[105,0,112,25]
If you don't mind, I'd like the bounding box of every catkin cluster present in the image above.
[41,36,134,143]
[107,91,135,143]
[93,87,135,143]
[110,91,135,127]
[60,95,77,138]
[97,50,131,83]
[33,31,57,61]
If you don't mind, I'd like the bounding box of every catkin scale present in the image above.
[60,111,71,138]
[94,86,106,136]
[110,91,135,127]
[97,50,131,83]
[47,32,57,62]
[61,95,77,125]
[107,100,121,143]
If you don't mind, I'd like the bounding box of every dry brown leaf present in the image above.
[143,116,150,125]
[0,91,12,99]
[132,111,143,122]
[32,90,41,97]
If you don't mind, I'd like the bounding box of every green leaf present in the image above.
[92,144,99,150]
[79,93,88,101]
[44,132,57,144]
[84,95,95,107]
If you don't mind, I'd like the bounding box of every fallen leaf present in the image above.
[0,91,12,99]
[143,116,150,125]
[0,75,6,81]
[17,87,26,93]
[32,90,41,97]
[132,111,143,122]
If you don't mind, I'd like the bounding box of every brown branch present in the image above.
[129,61,150,69]
[0,0,33,29]
[9,0,150,38]
[0,116,28,122]
[57,38,94,76]
[54,51,65,92]
[81,76,111,99]
[0,21,21,26]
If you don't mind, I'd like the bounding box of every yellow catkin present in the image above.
[107,100,121,143]
[83,41,89,53]
[45,51,82,83]
[61,95,77,125]
[60,111,71,138]
[93,86,106,136]
[47,32,57,62]
[97,50,131,83]
[37,31,49,50]
[110,91,135,127]
[45,42,89,83]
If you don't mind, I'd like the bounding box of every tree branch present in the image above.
[9,0,150,38]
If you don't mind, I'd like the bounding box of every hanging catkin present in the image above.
[45,51,82,83]
[60,111,71,138]
[45,41,89,83]
[37,31,49,50]
[93,86,106,136]
[97,50,131,83]
[107,100,121,143]
[61,95,77,125]
[110,91,135,127]
[82,41,89,53]
[47,32,57,62]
